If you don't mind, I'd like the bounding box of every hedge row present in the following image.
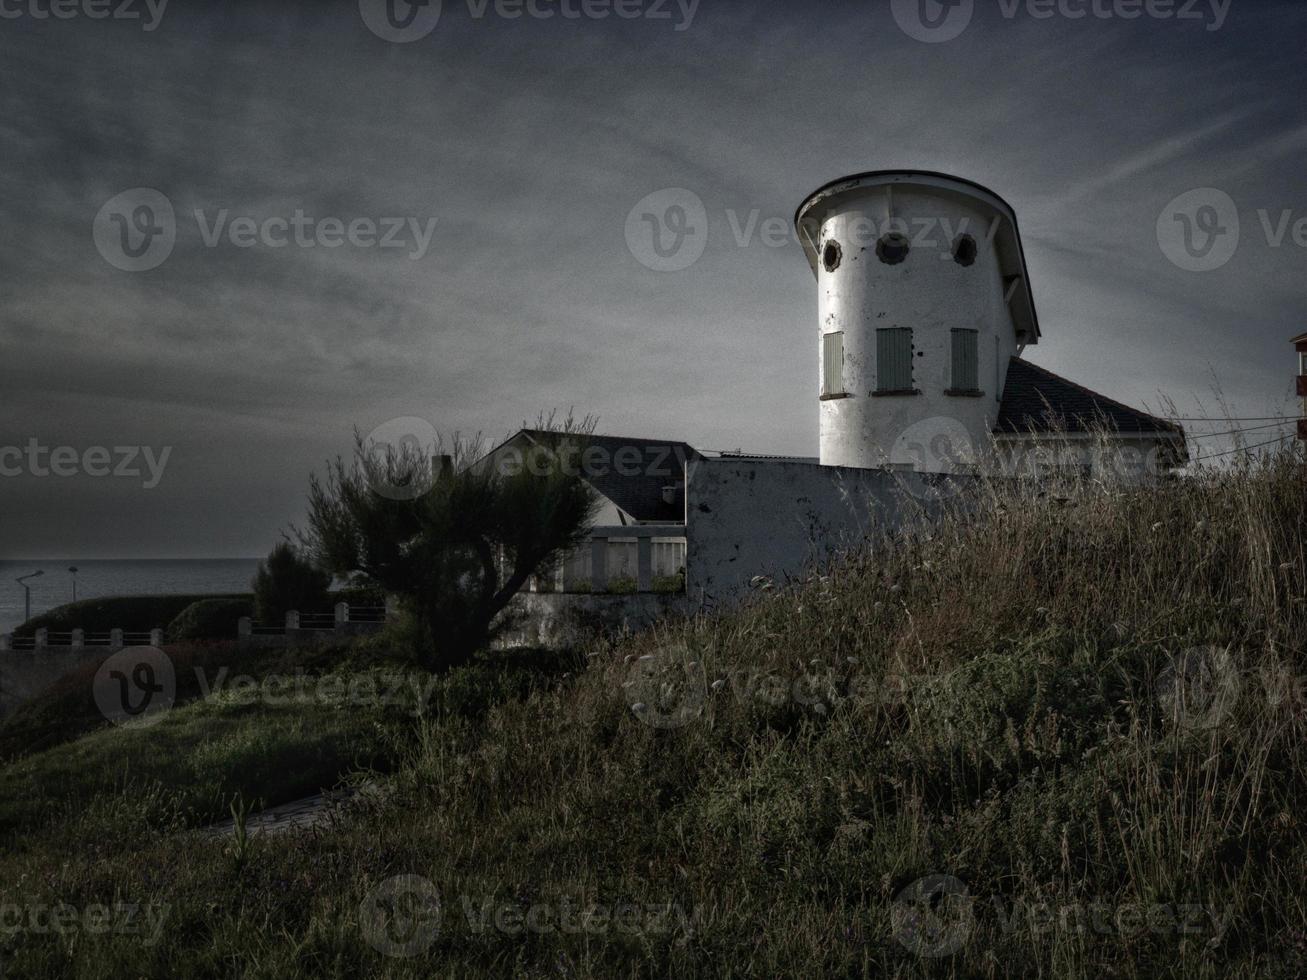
[13,588,387,639]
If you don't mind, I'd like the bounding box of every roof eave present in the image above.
[794,170,1041,345]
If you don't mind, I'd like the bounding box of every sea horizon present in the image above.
[0,558,264,635]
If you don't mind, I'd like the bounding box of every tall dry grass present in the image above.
[2,446,1306,978]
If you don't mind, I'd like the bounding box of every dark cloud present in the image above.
[1,0,1304,556]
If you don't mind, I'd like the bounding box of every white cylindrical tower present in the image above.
[795,171,1041,472]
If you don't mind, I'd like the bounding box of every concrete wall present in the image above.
[684,457,970,605]
[0,649,107,724]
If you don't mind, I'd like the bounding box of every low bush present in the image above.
[14,594,247,638]
[606,575,638,594]
[167,597,254,642]
[652,572,686,594]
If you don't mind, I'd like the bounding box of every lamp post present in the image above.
[68,566,79,602]
[16,570,44,625]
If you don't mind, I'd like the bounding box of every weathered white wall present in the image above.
[684,458,969,604]
[812,182,1021,472]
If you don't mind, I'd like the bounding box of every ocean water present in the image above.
[0,559,261,635]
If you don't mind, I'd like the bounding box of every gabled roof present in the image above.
[995,358,1185,441]
[488,430,699,523]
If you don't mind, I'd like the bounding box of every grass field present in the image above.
[1,452,1305,977]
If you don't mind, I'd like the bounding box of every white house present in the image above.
[793,170,1186,479]
[492,171,1187,642]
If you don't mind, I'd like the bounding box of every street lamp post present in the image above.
[69,566,79,602]
[16,570,44,625]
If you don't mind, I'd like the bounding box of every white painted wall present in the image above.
[684,458,970,604]
[801,175,1030,473]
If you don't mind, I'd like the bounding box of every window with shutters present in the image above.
[821,331,847,399]
[948,328,981,395]
[875,327,915,394]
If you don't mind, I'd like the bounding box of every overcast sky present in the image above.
[1,0,1304,558]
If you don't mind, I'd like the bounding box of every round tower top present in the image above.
[794,170,1041,344]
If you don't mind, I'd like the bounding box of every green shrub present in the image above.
[252,543,331,624]
[651,572,685,594]
[14,594,248,638]
[167,597,254,641]
[606,575,638,595]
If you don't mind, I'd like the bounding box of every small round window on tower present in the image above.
[822,239,842,273]
[876,232,910,265]
[952,233,978,267]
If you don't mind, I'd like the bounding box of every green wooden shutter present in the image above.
[876,328,913,392]
[951,329,978,391]
[822,331,844,396]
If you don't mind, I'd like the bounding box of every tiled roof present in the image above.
[995,358,1185,439]
[514,430,698,523]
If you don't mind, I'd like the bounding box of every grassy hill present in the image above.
[0,453,1304,977]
